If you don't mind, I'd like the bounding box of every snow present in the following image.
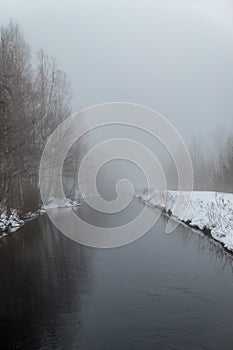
[137,190,233,252]
[2,189,232,252]
[0,207,47,235]
[0,197,80,237]
[0,209,24,234]
[44,197,80,210]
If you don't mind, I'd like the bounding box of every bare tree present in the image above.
[0,22,78,215]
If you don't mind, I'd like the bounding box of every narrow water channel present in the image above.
[0,199,232,349]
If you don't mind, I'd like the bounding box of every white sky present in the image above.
[0,0,232,144]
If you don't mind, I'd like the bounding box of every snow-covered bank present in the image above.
[0,209,24,235]
[44,197,80,210]
[0,208,47,237]
[138,190,233,252]
[0,197,80,237]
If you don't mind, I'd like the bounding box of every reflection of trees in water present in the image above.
[161,214,233,272]
[0,215,91,349]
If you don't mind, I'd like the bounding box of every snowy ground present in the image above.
[2,191,233,252]
[137,190,233,252]
[0,208,46,236]
[0,197,80,237]
[44,197,80,210]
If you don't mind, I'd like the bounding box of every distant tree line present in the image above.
[213,134,233,193]
[190,134,233,193]
[0,22,75,214]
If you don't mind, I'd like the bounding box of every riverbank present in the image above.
[0,198,80,237]
[137,190,233,252]
[0,208,46,237]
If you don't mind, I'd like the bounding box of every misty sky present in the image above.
[1,0,233,144]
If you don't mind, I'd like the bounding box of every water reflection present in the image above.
[0,200,233,350]
[0,216,91,349]
[160,213,233,272]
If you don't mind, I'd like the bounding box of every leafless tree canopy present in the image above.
[0,22,73,213]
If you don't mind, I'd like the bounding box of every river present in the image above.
[0,199,233,349]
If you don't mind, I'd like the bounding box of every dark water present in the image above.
[0,199,233,350]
